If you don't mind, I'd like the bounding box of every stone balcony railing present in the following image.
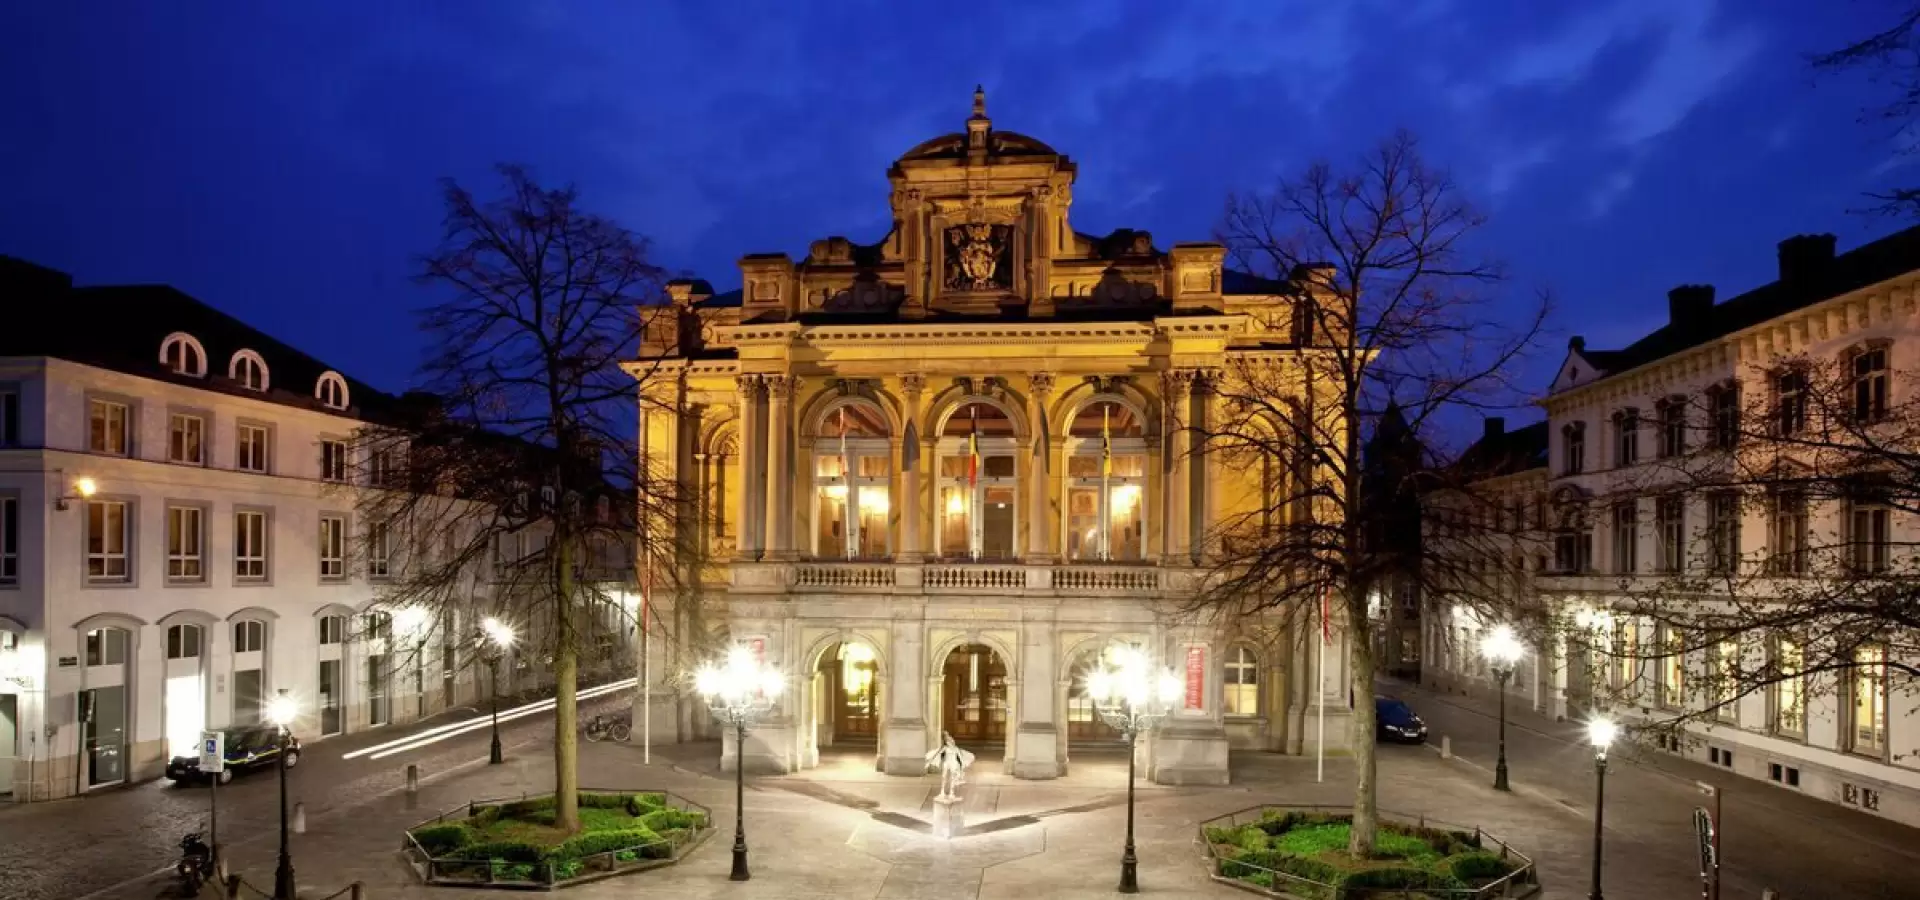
[726,559,1198,598]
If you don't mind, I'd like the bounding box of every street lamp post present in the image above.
[1481,625,1525,792]
[479,618,516,765]
[1085,645,1184,895]
[695,646,784,883]
[1587,716,1618,900]
[266,696,299,900]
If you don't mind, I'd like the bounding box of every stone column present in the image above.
[1025,373,1055,561]
[1162,369,1195,562]
[899,374,926,561]
[765,375,796,559]
[734,375,763,560]
[1193,369,1221,564]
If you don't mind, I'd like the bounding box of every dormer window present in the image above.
[316,372,349,410]
[159,333,207,377]
[230,350,270,392]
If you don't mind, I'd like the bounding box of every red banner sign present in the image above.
[1185,645,1206,710]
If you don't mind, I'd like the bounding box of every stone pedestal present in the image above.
[1150,724,1232,785]
[931,795,966,839]
[1010,723,1062,779]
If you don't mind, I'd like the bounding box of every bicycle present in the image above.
[582,714,631,743]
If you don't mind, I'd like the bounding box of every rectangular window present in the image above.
[1848,497,1891,574]
[1611,501,1638,574]
[1853,347,1889,424]
[1655,495,1684,573]
[1613,410,1639,467]
[167,413,205,465]
[1562,422,1585,474]
[368,520,391,578]
[1773,636,1805,736]
[1657,399,1686,458]
[0,495,16,584]
[166,505,204,581]
[1769,492,1808,576]
[233,620,264,653]
[1611,618,1639,693]
[235,510,268,581]
[1775,370,1807,436]
[1658,626,1685,710]
[1710,637,1739,723]
[1709,384,1740,450]
[319,615,346,645]
[319,515,346,580]
[369,447,401,488]
[1707,492,1740,575]
[88,399,129,456]
[237,423,271,473]
[1849,645,1888,757]
[320,439,348,482]
[85,500,130,582]
[1224,647,1259,716]
[85,628,128,666]
[1,387,20,447]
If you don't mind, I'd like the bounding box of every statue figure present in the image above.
[924,732,975,801]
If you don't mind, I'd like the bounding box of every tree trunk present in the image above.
[1346,590,1379,857]
[553,538,581,833]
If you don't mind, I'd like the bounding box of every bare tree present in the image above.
[1582,350,1920,761]
[344,165,677,833]
[1815,6,1920,216]
[1197,132,1550,854]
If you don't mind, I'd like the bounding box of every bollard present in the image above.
[223,874,241,900]
[293,801,307,834]
[407,763,419,793]
[1441,735,1452,759]
[350,882,364,900]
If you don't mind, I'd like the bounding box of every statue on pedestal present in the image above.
[924,732,975,802]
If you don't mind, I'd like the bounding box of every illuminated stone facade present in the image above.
[629,91,1353,784]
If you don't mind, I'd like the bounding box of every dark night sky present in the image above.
[2,2,1910,411]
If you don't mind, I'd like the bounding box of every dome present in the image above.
[897,130,1058,162]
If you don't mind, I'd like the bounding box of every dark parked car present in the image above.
[1375,696,1428,743]
[166,726,300,784]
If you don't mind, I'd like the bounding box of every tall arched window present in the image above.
[1066,400,1146,561]
[316,371,349,410]
[230,349,269,392]
[160,333,207,377]
[938,401,1018,559]
[814,403,891,558]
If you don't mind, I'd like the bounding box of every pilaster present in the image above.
[765,375,797,559]
[899,374,926,562]
[1161,369,1195,562]
[734,375,764,561]
[1025,372,1056,562]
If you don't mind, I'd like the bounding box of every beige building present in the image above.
[629,90,1354,784]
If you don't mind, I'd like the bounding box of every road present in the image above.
[1388,678,1920,900]
[0,690,629,900]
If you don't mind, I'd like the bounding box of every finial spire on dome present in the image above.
[971,85,987,120]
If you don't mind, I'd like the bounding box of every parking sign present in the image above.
[200,730,224,773]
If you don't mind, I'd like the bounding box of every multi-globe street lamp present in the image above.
[695,646,784,882]
[478,617,516,765]
[1085,645,1184,895]
[266,695,300,900]
[1587,715,1619,900]
[1480,625,1525,792]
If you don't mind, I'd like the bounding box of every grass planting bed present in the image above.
[404,790,713,889]
[1202,807,1538,899]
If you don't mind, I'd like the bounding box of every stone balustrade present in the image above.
[735,560,1174,598]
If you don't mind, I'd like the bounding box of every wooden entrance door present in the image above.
[942,644,1007,743]
[829,645,880,740]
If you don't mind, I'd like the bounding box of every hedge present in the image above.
[411,823,476,856]
[545,826,662,861]
[1448,851,1515,883]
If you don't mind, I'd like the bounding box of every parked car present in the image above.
[166,726,300,784]
[1375,696,1428,743]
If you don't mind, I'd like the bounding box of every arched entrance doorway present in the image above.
[941,644,1008,745]
[1064,645,1124,746]
[814,641,881,747]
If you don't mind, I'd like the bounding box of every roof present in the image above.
[0,255,399,421]
[896,130,1058,162]
[1452,420,1549,480]
[1570,225,1920,383]
[693,288,743,309]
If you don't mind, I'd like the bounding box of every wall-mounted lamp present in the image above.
[53,474,97,511]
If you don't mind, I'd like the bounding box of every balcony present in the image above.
[726,559,1185,599]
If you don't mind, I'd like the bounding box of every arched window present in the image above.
[230,350,269,392]
[1066,400,1147,561]
[160,332,207,377]
[814,402,891,558]
[166,623,203,659]
[938,401,1018,559]
[1223,646,1259,715]
[316,371,349,410]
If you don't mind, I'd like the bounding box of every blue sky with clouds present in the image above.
[1,1,1910,405]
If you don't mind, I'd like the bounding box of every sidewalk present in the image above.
[114,725,1774,900]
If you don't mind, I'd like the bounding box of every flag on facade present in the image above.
[1101,404,1112,477]
[967,405,980,487]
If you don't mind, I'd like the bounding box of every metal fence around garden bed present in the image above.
[401,788,714,890]
[1199,805,1540,900]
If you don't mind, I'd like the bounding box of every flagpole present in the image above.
[637,410,651,766]
[841,408,853,560]
[1100,405,1111,560]
[1316,585,1327,784]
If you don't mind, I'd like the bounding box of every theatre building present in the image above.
[630,91,1353,784]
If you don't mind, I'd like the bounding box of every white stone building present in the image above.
[1425,228,1920,828]
[0,258,511,799]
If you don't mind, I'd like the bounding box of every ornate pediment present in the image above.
[944,224,1014,292]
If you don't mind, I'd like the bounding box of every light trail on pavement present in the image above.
[341,677,637,761]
